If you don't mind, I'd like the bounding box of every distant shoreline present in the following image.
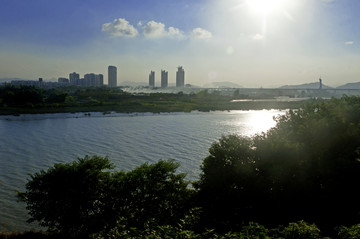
[0,99,306,117]
[0,85,311,116]
[0,109,288,121]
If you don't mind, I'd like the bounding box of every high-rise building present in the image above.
[108,66,117,87]
[84,73,96,87]
[149,71,155,88]
[176,66,185,87]
[161,70,168,88]
[96,74,104,87]
[84,73,103,87]
[69,72,80,85]
[58,77,69,84]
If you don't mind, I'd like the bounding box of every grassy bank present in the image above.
[0,87,307,115]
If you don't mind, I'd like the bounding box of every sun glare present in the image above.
[246,0,286,15]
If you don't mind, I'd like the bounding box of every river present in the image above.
[0,110,286,232]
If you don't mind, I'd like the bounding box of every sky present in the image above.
[0,0,359,87]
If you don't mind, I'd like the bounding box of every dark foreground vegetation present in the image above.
[0,85,305,115]
[2,96,360,238]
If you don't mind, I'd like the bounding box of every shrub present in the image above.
[281,220,320,239]
[336,224,360,239]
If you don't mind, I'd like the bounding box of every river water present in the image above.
[0,110,285,232]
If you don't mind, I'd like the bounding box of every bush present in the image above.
[336,224,360,239]
[241,222,269,239]
[281,220,320,239]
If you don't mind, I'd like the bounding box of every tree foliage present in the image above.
[0,85,44,106]
[196,96,360,233]
[17,156,113,237]
[106,160,193,230]
[281,220,321,239]
[336,224,360,239]
[18,156,192,238]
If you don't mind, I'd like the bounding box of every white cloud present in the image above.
[102,18,138,37]
[191,28,212,39]
[143,21,166,38]
[168,26,185,38]
[143,21,184,39]
[252,34,264,40]
[102,18,204,40]
[344,41,354,45]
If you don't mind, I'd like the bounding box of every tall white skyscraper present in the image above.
[108,66,117,87]
[149,71,155,88]
[176,66,185,87]
[161,70,168,88]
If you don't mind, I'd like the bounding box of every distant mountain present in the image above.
[280,82,333,89]
[336,82,360,89]
[203,81,243,88]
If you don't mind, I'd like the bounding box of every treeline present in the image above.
[0,85,68,107]
[0,85,304,115]
[9,96,360,238]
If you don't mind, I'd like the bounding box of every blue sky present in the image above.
[0,0,359,87]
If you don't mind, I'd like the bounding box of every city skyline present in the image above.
[1,0,360,87]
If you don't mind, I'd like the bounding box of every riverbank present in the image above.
[0,99,306,116]
[0,85,311,115]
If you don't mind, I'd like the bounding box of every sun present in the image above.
[246,0,286,15]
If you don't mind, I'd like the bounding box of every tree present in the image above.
[281,220,321,239]
[18,157,193,237]
[195,135,262,231]
[0,85,44,106]
[256,97,360,230]
[106,159,193,230]
[196,96,360,233]
[17,156,113,237]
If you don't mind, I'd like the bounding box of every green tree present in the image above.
[18,157,192,237]
[336,224,360,239]
[196,96,360,233]
[0,85,44,106]
[195,135,262,230]
[281,220,321,239]
[17,156,113,237]
[106,159,193,230]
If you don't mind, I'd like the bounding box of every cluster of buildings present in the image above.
[7,65,185,89]
[64,66,118,87]
[10,71,108,88]
[149,66,185,88]
[11,66,117,89]
[60,72,104,87]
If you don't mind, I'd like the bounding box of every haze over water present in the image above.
[0,110,284,232]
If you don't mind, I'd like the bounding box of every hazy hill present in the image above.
[203,81,243,88]
[336,82,360,89]
[280,82,333,89]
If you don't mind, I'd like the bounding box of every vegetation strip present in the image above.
[1,85,306,115]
